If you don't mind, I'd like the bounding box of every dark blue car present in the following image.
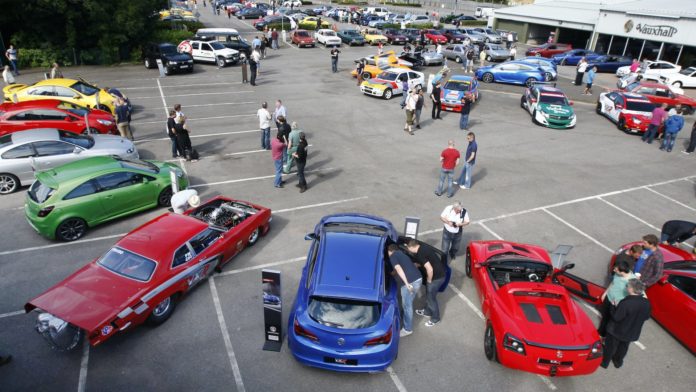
[288,214,401,372]
[476,61,546,87]
[586,55,633,73]
[551,49,603,66]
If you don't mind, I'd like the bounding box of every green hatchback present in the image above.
[25,156,188,241]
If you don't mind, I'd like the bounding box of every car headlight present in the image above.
[503,333,526,355]
[96,119,113,126]
[188,59,194,63]
[126,148,134,154]
[540,111,550,118]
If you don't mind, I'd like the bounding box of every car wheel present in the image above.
[97,104,111,112]
[248,228,260,246]
[217,57,226,67]
[544,72,553,81]
[361,72,371,80]
[484,324,498,362]
[158,187,173,207]
[596,102,602,114]
[520,96,526,109]
[147,295,177,326]
[144,58,152,69]
[56,218,87,242]
[673,81,683,88]
[482,73,494,83]
[383,88,393,100]
[486,55,492,62]
[560,58,566,66]
[455,56,462,63]
[465,248,472,278]
[0,173,19,194]
[683,105,694,115]
[534,53,541,57]
[618,117,627,132]
[524,78,536,87]
[532,110,539,125]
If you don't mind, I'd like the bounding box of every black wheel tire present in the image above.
[482,73,494,83]
[465,248,472,278]
[383,88,393,100]
[618,117,626,131]
[534,53,541,57]
[158,187,173,207]
[596,102,602,114]
[56,218,87,242]
[97,104,110,112]
[484,324,498,362]
[520,96,526,109]
[455,56,462,63]
[560,58,566,66]
[147,295,177,326]
[144,58,152,69]
[0,173,19,194]
[248,228,260,246]
[525,78,535,87]
[544,72,553,81]
[673,81,683,89]
[361,72,371,80]
[188,68,194,73]
[486,55,492,62]
[683,105,694,115]
[217,57,226,67]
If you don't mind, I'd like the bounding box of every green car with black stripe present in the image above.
[521,83,577,129]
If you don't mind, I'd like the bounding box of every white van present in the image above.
[195,28,251,57]
[475,7,495,19]
[364,7,389,17]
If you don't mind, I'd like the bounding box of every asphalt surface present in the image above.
[1,8,696,392]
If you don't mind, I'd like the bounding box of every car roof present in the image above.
[9,128,60,144]
[36,156,126,185]
[620,92,650,101]
[34,78,78,88]
[117,213,209,261]
[538,86,564,94]
[449,75,475,82]
[313,231,384,302]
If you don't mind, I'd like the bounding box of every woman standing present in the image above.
[174,117,197,162]
[293,132,308,193]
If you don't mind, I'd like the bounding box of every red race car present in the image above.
[602,242,696,354]
[596,91,655,133]
[466,240,603,377]
[525,43,572,58]
[626,81,696,114]
[25,196,271,350]
[0,99,117,136]
[423,29,448,44]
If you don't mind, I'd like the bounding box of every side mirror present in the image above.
[569,101,574,106]
[72,147,82,154]
[304,233,317,241]
[74,95,82,99]
[658,275,668,285]
[561,262,575,271]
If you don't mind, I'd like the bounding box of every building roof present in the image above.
[493,1,604,28]
[600,0,696,18]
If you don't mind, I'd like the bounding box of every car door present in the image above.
[5,110,41,132]
[554,271,604,306]
[35,109,83,132]
[0,142,37,184]
[200,42,215,63]
[31,140,79,171]
[609,94,624,122]
[171,228,224,290]
[94,171,155,219]
[648,272,696,351]
[190,41,202,61]
[61,179,105,225]
[407,71,421,89]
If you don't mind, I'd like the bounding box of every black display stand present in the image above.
[262,269,283,352]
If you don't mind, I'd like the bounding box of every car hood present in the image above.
[498,282,598,348]
[488,49,509,56]
[87,134,136,155]
[442,88,466,101]
[297,36,314,42]
[363,79,391,88]
[538,103,574,116]
[163,52,193,62]
[26,262,149,332]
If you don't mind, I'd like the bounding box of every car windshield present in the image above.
[210,42,226,50]
[297,31,310,36]
[324,31,336,36]
[444,80,471,91]
[323,222,388,236]
[308,297,380,329]
[488,44,504,51]
[56,102,89,116]
[376,72,399,81]
[58,130,95,149]
[160,45,178,55]
[539,94,568,105]
[344,31,359,36]
[70,82,99,96]
[28,180,55,203]
[625,100,655,112]
[97,247,156,282]
[114,157,159,173]
[0,134,12,149]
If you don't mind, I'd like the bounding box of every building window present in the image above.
[642,40,662,60]
[609,36,627,55]
[625,38,643,59]
[679,45,696,68]
[595,34,612,54]
[661,43,682,64]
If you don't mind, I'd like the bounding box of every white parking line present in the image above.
[137,129,258,144]
[0,233,125,257]
[133,114,255,125]
[274,196,368,213]
[598,197,661,232]
[190,167,336,188]
[447,283,485,320]
[132,91,252,99]
[121,82,243,90]
[224,144,313,157]
[478,222,503,240]
[0,310,24,318]
[537,375,558,391]
[216,256,306,278]
[77,340,90,392]
[542,208,615,253]
[386,366,408,392]
[209,278,246,392]
[643,186,696,213]
[156,79,169,117]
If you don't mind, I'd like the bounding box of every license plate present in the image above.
[181,65,189,68]
[324,357,358,365]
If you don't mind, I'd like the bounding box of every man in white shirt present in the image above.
[273,99,287,130]
[440,202,470,262]
[257,101,272,150]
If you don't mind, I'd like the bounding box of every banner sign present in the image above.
[262,269,283,351]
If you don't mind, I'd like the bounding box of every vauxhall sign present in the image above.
[625,19,678,38]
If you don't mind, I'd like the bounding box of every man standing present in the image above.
[440,201,470,262]
[273,99,287,131]
[582,66,596,95]
[356,60,365,86]
[408,239,446,327]
[661,220,696,245]
[636,234,664,287]
[5,44,18,75]
[293,132,309,193]
[284,122,302,173]
[479,47,486,67]
[414,89,425,129]
[271,28,279,50]
[574,57,587,86]
[252,36,262,50]
[330,47,340,73]
[115,98,133,141]
[167,110,182,158]
[629,58,640,75]
[399,78,410,109]
[459,93,473,130]
[271,133,286,188]
[435,140,460,197]
[387,244,423,337]
[642,103,667,144]
[257,102,272,150]
[249,49,261,86]
[506,31,514,49]
[465,47,474,73]
[431,81,442,119]
[681,120,696,154]
[403,90,417,135]
[601,279,651,369]
[455,132,477,190]
[660,107,684,152]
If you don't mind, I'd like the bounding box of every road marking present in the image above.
[133,113,255,125]
[542,208,614,253]
[77,340,90,392]
[386,366,408,392]
[643,186,696,212]
[209,278,246,392]
[634,341,647,350]
[190,167,336,188]
[0,233,125,256]
[121,82,243,90]
[478,222,503,240]
[537,375,558,391]
[224,144,313,157]
[448,284,484,320]
[136,129,259,144]
[216,256,306,278]
[0,310,24,318]
[274,196,368,213]
[598,197,661,232]
[132,91,252,99]
[156,79,169,116]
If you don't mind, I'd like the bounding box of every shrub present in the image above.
[17,48,75,68]
[384,2,421,7]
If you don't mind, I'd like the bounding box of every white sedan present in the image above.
[661,67,696,88]
[616,60,681,79]
[314,29,342,47]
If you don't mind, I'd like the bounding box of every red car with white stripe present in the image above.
[25,196,271,350]
[596,91,655,133]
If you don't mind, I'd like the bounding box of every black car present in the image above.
[400,28,422,44]
[238,7,266,19]
[301,8,318,16]
[442,29,467,44]
[453,15,477,23]
[255,16,292,31]
[143,42,194,75]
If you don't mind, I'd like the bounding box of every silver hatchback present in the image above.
[0,129,138,194]
[483,44,512,62]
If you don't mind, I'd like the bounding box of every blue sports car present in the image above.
[551,49,602,66]
[586,55,633,73]
[440,75,480,112]
[514,57,557,81]
[476,61,546,87]
[288,214,401,372]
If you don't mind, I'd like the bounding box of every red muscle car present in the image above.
[466,240,603,377]
[25,196,271,350]
[0,99,117,136]
[626,82,696,114]
[525,43,572,58]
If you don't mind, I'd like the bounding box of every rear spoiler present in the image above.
[530,81,556,87]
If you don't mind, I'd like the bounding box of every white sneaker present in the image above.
[460,185,469,189]
[399,329,413,337]
[452,181,458,185]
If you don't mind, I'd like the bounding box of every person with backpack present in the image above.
[174,116,198,162]
[661,107,685,152]
[166,110,183,158]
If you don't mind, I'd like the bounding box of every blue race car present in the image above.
[551,49,603,66]
[586,55,633,73]
[288,214,401,372]
[440,75,479,112]
[513,57,557,81]
[476,61,546,87]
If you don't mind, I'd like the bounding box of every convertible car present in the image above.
[466,240,603,377]
[350,51,411,79]
[25,196,272,350]
[3,78,117,114]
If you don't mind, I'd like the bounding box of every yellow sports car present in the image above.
[300,17,331,29]
[350,51,411,79]
[362,29,388,45]
[3,78,117,114]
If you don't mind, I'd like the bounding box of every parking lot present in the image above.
[1,9,696,392]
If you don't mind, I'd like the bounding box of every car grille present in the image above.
[549,115,569,120]
[361,86,380,95]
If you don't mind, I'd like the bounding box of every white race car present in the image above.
[660,67,696,89]
[314,29,342,47]
[360,68,425,100]
[616,60,681,79]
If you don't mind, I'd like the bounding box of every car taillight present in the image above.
[588,340,603,360]
[294,318,318,342]
[364,326,392,346]
[37,206,55,217]
[502,333,526,355]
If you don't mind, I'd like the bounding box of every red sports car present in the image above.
[25,196,271,350]
[603,242,696,354]
[423,29,448,44]
[525,43,572,58]
[0,99,117,136]
[626,82,696,114]
[466,240,603,377]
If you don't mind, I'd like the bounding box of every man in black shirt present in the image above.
[330,48,340,73]
[166,110,182,158]
[660,220,696,245]
[431,81,442,119]
[407,239,446,326]
[387,244,423,337]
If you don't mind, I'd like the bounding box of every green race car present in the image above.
[521,83,576,129]
[25,156,188,241]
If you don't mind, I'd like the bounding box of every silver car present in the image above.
[0,129,138,194]
[443,44,474,63]
[483,44,511,62]
[459,29,486,44]
[473,28,503,44]
[421,50,444,66]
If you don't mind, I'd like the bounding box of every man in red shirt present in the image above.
[435,140,460,198]
[642,103,668,144]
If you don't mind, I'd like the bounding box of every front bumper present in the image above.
[167,61,194,72]
[360,84,389,98]
[536,111,576,128]
[224,54,240,64]
[441,101,462,112]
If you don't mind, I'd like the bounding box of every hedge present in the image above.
[298,22,331,30]
[18,48,76,68]
[301,1,313,4]
[384,2,421,7]
[331,1,369,5]
[457,20,487,26]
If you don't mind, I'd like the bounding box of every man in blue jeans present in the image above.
[435,140,460,198]
[387,244,423,337]
[440,201,470,262]
[660,107,684,152]
[456,132,477,189]
[459,93,473,130]
[408,239,446,327]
